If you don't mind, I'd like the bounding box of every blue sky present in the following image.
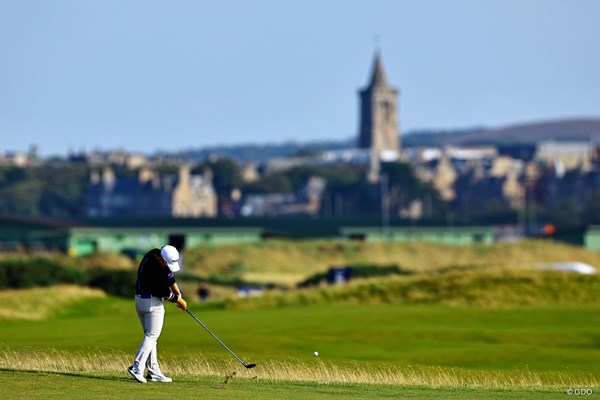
[1,0,599,156]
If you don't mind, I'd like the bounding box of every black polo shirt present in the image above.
[135,248,177,298]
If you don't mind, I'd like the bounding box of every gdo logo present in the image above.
[566,388,593,396]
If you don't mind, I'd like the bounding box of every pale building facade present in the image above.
[86,166,217,218]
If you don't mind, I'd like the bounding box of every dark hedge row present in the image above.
[297,264,412,288]
[0,258,137,297]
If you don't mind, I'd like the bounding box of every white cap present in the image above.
[160,245,180,272]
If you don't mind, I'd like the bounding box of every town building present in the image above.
[85,165,217,218]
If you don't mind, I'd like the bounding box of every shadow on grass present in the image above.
[0,367,236,387]
[0,367,130,383]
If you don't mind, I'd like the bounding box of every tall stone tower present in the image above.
[358,52,400,156]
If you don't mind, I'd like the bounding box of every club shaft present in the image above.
[186,309,247,366]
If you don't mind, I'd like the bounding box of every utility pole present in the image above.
[381,173,390,238]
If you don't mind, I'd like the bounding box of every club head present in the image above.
[244,363,257,369]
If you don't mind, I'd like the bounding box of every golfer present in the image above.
[128,245,187,383]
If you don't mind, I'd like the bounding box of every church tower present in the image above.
[358,52,400,156]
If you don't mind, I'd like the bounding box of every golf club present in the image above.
[186,309,256,369]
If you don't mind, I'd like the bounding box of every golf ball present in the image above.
[313,351,319,356]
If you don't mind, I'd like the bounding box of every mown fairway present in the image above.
[0,370,573,400]
[1,292,599,398]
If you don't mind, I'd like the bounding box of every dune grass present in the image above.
[0,285,105,320]
[222,268,600,309]
[182,239,600,286]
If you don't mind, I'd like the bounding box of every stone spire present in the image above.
[369,51,387,88]
[358,51,400,155]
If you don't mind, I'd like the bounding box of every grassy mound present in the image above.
[0,252,136,271]
[0,285,105,320]
[222,269,600,309]
[182,239,600,287]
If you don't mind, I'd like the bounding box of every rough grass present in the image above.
[221,268,600,309]
[182,239,600,287]
[0,285,105,320]
[0,252,136,270]
[1,267,597,319]
[0,348,597,389]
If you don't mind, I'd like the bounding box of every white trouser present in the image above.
[132,295,165,375]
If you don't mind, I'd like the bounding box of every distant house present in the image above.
[85,165,217,218]
[410,145,528,214]
[239,193,296,217]
[432,151,458,201]
[239,176,326,217]
[535,140,595,171]
[538,161,600,208]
